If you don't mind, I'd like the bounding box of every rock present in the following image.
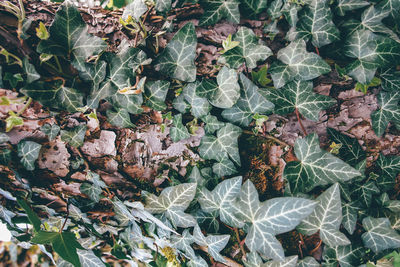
[81,130,117,157]
[38,138,70,177]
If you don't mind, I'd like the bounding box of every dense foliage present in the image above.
[1,0,400,266]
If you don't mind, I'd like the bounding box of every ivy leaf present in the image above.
[154,22,197,82]
[283,134,361,193]
[193,224,229,263]
[77,250,105,267]
[296,0,340,47]
[377,0,400,20]
[0,149,11,165]
[80,183,103,203]
[335,0,369,16]
[212,158,237,177]
[87,47,149,109]
[17,141,42,171]
[354,180,380,207]
[327,128,366,167]
[0,133,9,143]
[194,210,219,233]
[199,0,240,26]
[240,0,267,15]
[155,0,171,12]
[60,125,87,148]
[122,0,147,21]
[371,91,400,137]
[170,114,190,142]
[297,257,319,267]
[298,183,350,247]
[23,58,40,84]
[269,39,331,88]
[106,109,134,128]
[342,201,359,235]
[219,27,272,69]
[145,183,197,228]
[5,111,24,132]
[376,154,400,191]
[197,66,240,109]
[143,80,170,111]
[261,80,335,122]
[17,198,42,231]
[198,176,244,228]
[235,180,316,261]
[0,205,15,225]
[262,256,298,267]
[56,87,84,113]
[222,73,274,127]
[243,251,262,267]
[31,231,83,267]
[380,68,400,92]
[37,2,106,62]
[108,93,143,115]
[41,124,60,141]
[171,229,195,259]
[199,123,242,173]
[201,115,224,134]
[322,245,365,267]
[182,83,211,118]
[361,217,400,253]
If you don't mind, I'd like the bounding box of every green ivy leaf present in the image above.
[283,134,361,193]
[269,39,331,88]
[199,0,240,26]
[171,229,196,260]
[0,204,15,225]
[76,250,105,267]
[298,183,350,247]
[199,123,242,174]
[201,115,224,134]
[17,141,42,171]
[154,22,197,82]
[193,224,229,263]
[335,0,369,16]
[17,198,42,232]
[371,91,400,137]
[322,245,365,267]
[80,183,102,202]
[197,66,240,109]
[182,83,211,118]
[219,27,272,69]
[87,47,149,109]
[262,256,298,267]
[41,124,60,141]
[261,80,335,122]
[155,0,172,12]
[235,180,316,261]
[0,149,11,165]
[380,68,400,92]
[297,256,320,267]
[296,0,340,47]
[23,58,40,84]
[362,217,400,253]
[37,2,106,62]
[342,201,359,235]
[377,0,400,20]
[60,125,87,148]
[6,111,24,132]
[354,180,380,207]
[198,176,243,228]
[143,80,170,111]
[106,108,134,128]
[376,154,400,191]
[145,183,197,228]
[31,231,83,267]
[222,73,274,127]
[170,114,190,142]
[122,0,147,21]
[240,0,268,15]
[4,72,23,88]
[327,128,366,167]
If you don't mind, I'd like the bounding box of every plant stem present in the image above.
[295,108,307,136]
[234,228,246,259]
[17,0,25,44]
[60,203,69,233]
[16,97,32,116]
[242,130,290,147]
[54,56,62,73]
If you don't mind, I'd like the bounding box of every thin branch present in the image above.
[295,108,307,136]
[242,130,290,147]
[234,228,246,260]
[197,246,243,267]
[16,97,32,116]
[60,203,69,233]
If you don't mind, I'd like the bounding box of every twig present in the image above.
[16,97,32,116]
[295,108,307,136]
[309,240,322,254]
[315,46,320,55]
[234,228,246,260]
[242,130,290,147]
[60,203,69,233]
